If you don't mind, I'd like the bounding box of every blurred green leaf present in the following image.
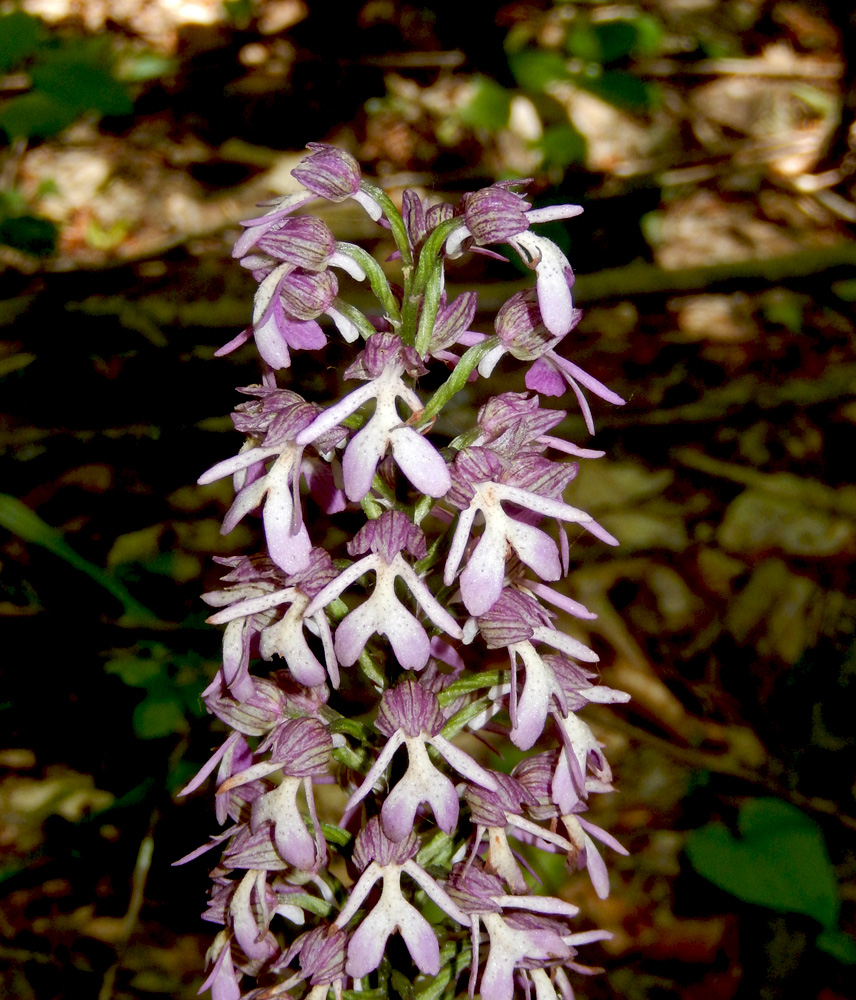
[762,291,806,333]
[116,51,177,82]
[632,15,665,57]
[0,492,157,623]
[134,697,189,739]
[0,90,78,140]
[816,928,856,965]
[567,21,637,63]
[105,642,212,739]
[0,188,28,214]
[831,278,856,301]
[105,654,164,688]
[0,33,133,142]
[224,0,254,26]
[457,75,512,132]
[576,70,657,113]
[31,44,133,116]
[0,10,45,73]
[0,352,36,377]
[685,798,840,928]
[566,16,663,63]
[565,21,602,62]
[508,49,569,93]
[535,122,586,169]
[0,212,57,256]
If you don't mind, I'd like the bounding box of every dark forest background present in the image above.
[1,1,855,998]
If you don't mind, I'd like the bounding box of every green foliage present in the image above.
[761,290,808,333]
[0,492,156,623]
[506,8,663,136]
[457,75,512,132]
[0,210,56,255]
[0,90,78,142]
[0,11,137,255]
[115,51,177,83]
[508,49,570,93]
[104,641,212,740]
[390,969,414,1000]
[0,157,57,257]
[416,830,456,870]
[224,0,254,27]
[30,40,133,117]
[566,20,638,63]
[0,15,133,143]
[535,123,586,170]
[685,798,853,960]
[0,9,45,73]
[817,928,856,965]
[566,15,664,63]
[832,278,856,301]
[576,69,657,114]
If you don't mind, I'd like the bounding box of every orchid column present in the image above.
[181,143,629,1000]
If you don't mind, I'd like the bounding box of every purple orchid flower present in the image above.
[217,718,332,872]
[303,512,461,671]
[191,150,630,1000]
[198,393,346,574]
[198,936,243,1000]
[342,677,498,840]
[333,818,470,978]
[206,547,341,688]
[444,183,584,338]
[231,144,382,264]
[296,333,451,502]
[478,286,626,435]
[443,449,597,616]
[511,749,628,900]
[446,861,583,1000]
[273,923,348,1000]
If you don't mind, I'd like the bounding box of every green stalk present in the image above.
[337,242,402,327]
[0,493,159,626]
[417,337,499,426]
[400,218,463,349]
[360,183,412,271]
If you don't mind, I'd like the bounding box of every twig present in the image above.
[591,709,856,832]
[97,808,158,1000]
[451,241,856,309]
[20,241,854,341]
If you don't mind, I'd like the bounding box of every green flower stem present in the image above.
[417,337,499,426]
[337,242,402,327]
[448,425,481,452]
[334,300,379,342]
[414,265,443,358]
[367,473,409,513]
[412,493,434,526]
[437,670,506,706]
[361,183,412,271]
[333,744,368,771]
[400,218,463,349]
[358,648,386,691]
[441,695,494,740]
[360,492,385,519]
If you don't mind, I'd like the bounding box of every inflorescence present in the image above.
[179,142,629,1000]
